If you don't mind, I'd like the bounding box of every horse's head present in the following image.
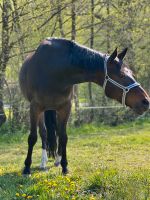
[0,100,6,127]
[101,48,150,115]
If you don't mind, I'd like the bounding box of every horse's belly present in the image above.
[33,87,73,110]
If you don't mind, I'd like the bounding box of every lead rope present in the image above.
[103,56,140,107]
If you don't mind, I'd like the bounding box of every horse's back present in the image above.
[19,38,74,104]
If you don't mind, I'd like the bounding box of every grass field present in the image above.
[0,119,150,200]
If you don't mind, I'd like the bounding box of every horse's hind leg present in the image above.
[23,102,41,175]
[39,113,48,169]
[57,103,71,174]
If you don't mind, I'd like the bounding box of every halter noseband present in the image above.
[103,56,140,107]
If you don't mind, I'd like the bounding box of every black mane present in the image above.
[72,41,105,73]
[46,37,105,73]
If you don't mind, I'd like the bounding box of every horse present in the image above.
[0,100,6,127]
[19,38,150,175]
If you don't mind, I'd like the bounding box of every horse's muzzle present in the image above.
[133,98,150,115]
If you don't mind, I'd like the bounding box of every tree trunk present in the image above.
[71,0,80,126]
[11,0,25,123]
[106,0,110,53]
[101,0,110,115]
[0,0,11,101]
[88,0,94,122]
[12,0,25,61]
[57,0,65,37]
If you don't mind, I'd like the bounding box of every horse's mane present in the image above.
[71,41,104,72]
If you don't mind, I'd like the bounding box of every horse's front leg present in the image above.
[57,103,71,175]
[23,102,41,175]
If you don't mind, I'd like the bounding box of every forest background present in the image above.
[0,0,150,129]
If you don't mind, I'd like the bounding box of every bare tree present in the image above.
[106,0,110,53]
[11,0,26,123]
[0,0,12,101]
[57,0,65,37]
[88,0,94,122]
[71,0,80,125]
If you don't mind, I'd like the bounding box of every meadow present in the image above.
[0,118,150,200]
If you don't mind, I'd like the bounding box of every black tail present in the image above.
[44,110,57,158]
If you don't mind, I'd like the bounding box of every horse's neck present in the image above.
[70,44,105,86]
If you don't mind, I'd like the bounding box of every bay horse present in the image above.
[19,38,150,175]
[0,100,6,127]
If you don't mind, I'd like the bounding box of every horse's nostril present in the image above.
[142,99,149,107]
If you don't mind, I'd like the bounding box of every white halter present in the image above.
[103,56,140,107]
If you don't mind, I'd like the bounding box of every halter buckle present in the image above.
[125,88,129,93]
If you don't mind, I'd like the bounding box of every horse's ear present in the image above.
[108,48,117,63]
[118,48,128,60]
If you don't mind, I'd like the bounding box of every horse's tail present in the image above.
[44,110,57,158]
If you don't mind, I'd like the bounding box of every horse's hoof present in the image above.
[22,167,31,176]
[62,168,69,175]
[54,155,61,167]
[54,161,60,167]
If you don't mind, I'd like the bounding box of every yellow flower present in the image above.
[70,181,75,186]
[44,179,48,183]
[53,183,57,187]
[27,195,33,199]
[19,185,23,188]
[16,193,20,197]
[89,196,95,200]
[66,177,70,182]
[0,168,3,174]
[22,194,27,197]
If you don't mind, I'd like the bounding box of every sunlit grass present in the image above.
[0,119,150,199]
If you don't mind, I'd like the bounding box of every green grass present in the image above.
[0,119,150,200]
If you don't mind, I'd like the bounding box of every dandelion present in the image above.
[22,194,27,197]
[19,185,23,188]
[0,167,4,174]
[16,193,20,197]
[89,195,95,200]
[66,177,70,182]
[70,181,75,186]
[27,195,33,199]
[53,183,57,187]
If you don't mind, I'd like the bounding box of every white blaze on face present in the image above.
[40,149,48,169]
[54,155,61,167]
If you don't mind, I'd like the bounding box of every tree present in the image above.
[88,0,95,122]
[71,0,81,126]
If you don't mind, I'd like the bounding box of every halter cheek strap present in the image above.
[103,56,140,107]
